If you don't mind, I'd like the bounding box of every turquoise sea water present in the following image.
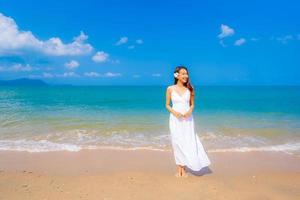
[0,85,299,156]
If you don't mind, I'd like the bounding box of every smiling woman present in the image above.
[165,65,211,178]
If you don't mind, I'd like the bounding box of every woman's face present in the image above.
[177,68,189,83]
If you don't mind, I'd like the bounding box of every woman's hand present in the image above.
[173,111,183,119]
[183,110,192,118]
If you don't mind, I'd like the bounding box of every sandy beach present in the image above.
[0,149,299,200]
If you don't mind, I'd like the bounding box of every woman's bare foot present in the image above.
[175,165,183,177]
[181,166,188,178]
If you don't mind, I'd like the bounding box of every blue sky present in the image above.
[0,0,299,85]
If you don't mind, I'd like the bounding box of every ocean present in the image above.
[0,85,299,156]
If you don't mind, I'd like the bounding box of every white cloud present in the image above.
[136,39,143,44]
[30,71,122,79]
[234,38,246,46]
[84,71,121,78]
[115,37,128,46]
[28,72,55,79]
[42,31,93,56]
[33,72,79,78]
[276,35,293,44]
[0,63,39,72]
[104,72,122,77]
[152,73,161,77]
[0,13,93,56]
[92,51,109,63]
[217,24,235,39]
[128,45,135,49]
[84,72,100,77]
[65,60,79,70]
[56,72,80,78]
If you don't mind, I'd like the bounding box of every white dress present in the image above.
[169,86,211,171]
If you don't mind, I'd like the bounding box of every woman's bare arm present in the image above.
[165,86,174,114]
[165,86,181,117]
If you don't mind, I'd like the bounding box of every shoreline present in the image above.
[0,149,299,199]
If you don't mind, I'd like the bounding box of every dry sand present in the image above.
[0,149,299,200]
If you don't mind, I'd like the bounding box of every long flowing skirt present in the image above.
[169,114,211,171]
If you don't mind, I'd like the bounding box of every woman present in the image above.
[165,65,211,177]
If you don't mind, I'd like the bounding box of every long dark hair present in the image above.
[173,65,194,96]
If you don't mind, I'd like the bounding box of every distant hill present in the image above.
[0,78,48,86]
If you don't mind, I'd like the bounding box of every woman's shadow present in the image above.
[185,166,213,176]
